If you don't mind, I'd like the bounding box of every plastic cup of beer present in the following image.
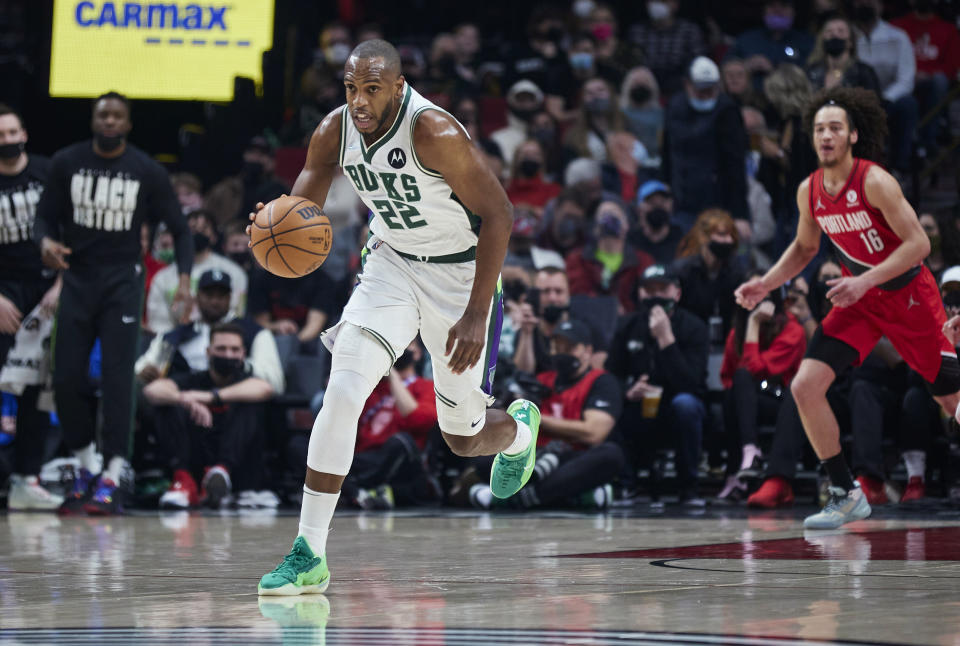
[642,386,663,419]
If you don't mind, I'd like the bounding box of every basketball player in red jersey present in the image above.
[736,87,960,529]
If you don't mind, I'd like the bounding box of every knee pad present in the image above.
[437,388,492,437]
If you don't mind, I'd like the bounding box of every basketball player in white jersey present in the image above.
[254,40,540,595]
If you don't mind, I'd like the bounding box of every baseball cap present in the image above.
[512,212,537,239]
[198,269,232,291]
[689,56,720,88]
[941,265,960,289]
[639,264,680,287]
[637,180,671,203]
[507,79,544,105]
[552,319,593,346]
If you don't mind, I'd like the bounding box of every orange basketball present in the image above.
[250,195,333,278]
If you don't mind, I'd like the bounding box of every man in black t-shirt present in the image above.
[34,92,194,515]
[0,104,62,510]
[142,322,275,509]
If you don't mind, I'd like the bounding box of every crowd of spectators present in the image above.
[4,0,960,513]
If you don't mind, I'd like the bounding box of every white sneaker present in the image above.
[8,474,65,511]
[803,483,872,530]
[159,488,191,510]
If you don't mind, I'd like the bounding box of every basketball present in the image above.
[250,195,333,278]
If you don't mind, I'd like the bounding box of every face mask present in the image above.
[542,304,569,325]
[552,353,581,380]
[241,160,265,183]
[630,85,652,105]
[708,239,736,260]
[518,159,541,178]
[689,95,718,112]
[586,97,611,115]
[823,37,848,57]
[569,52,594,71]
[646,208,670,229]
[210,356,244,379]
[597,213,624,238]
[325,43,351,66]
[0,142,25,159]
[94,133,125,152]
[395,349,415,371]
[647,1,670,21]
[193,232,211,253]
[944,291,960,308]
[154,248,175,264]
[228,251,250,267]
[642,296,676,314]
[531,127,555,146]
[854,5,877,23]
[509,106,538,122]
[591,23,614,41]
[572,0,595,18]
[555,216,582,244]
[764,13,794,31]
[928,233,942,254]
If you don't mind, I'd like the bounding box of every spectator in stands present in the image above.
[143,322,276,509]
[238,136,290,222]
[892,0,960,156]
[719,277,806,501]
[470,319,625,510]
[566,200,655,312]
[537,189,589,256]
[606,131,647,203]
[563,78,629,162]
[628,0,706,98]
[852,0,918,173]
[722,58,770,112]
[335,339,441,509]
[663,57,750,222]
[170,172,204,215]
[673,209,748,337]
[451,95,481,142]
[629,180,686,263]
[491,80,545,168]
[606,264,708,505]
[504,210,539,271]
[567,32,601,89]
[506,139,562,216]
[504,6,576,122]
[528,111,562,179]
[513,266,581,375]
[739,107,777,265]
[560,157,623,216]
[806,16,881,94]
[221,221,253,274]
[921,212,946,280]
[585,3,644,87]
[728,0,814,82]
[147,210,248,335]
[136,269,284,394]
[619,67,663,163]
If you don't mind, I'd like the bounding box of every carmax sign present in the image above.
[50,1,275,101]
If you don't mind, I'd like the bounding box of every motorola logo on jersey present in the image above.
[69,170,141,232]
[387,148,407,169]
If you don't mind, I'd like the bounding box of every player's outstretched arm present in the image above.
[414,110,513,374]
[291,109,344,207]
[735,178,821,310]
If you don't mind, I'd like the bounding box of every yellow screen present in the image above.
[50,0,275,101]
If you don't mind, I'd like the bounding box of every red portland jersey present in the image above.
[808,158,905,273]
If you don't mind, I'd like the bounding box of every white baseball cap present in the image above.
[941,265,960,288]
[689,56,720,88]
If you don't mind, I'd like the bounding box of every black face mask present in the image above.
[542,304,569,325]
[646,208,670,230]
[510,106,538,122]
[630,85,652,105]
[531,127,555,146]
[94,133,125,152]
[853,5,877,23]
[944,291,960,308]
[642,296,676,315]
[518,159,541,178]
[228,251,250,267]
[241,161,265,183]
[395,349,415,371]
[193,232,212,253]
[824,37,848,57]
[555,216,582,246]
[0,142,25,160]
[708,240,736,261]
[210,356,244,379]
[552,353,581,381]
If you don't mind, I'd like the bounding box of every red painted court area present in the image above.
[563,526,960,561]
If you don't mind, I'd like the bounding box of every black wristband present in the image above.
[210,388,223,406]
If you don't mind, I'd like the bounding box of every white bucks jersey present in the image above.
[338,84,479,257]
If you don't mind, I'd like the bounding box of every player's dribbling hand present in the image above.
[245,201,267,245]
[943,315,960,346]
[40,237,71,271]
[446,309,486,375]
[734,277,769,310]
[825,275,869,308]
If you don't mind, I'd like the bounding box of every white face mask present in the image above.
[572,0,596,18]
[647,1,670,21]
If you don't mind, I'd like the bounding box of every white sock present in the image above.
[299,486,339,555]
[104,456,128,484]
[503,419,532,456]
[902,450,926,480]
[740,443,761,470]
[73,443,99,473]
[470,484,493,509]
